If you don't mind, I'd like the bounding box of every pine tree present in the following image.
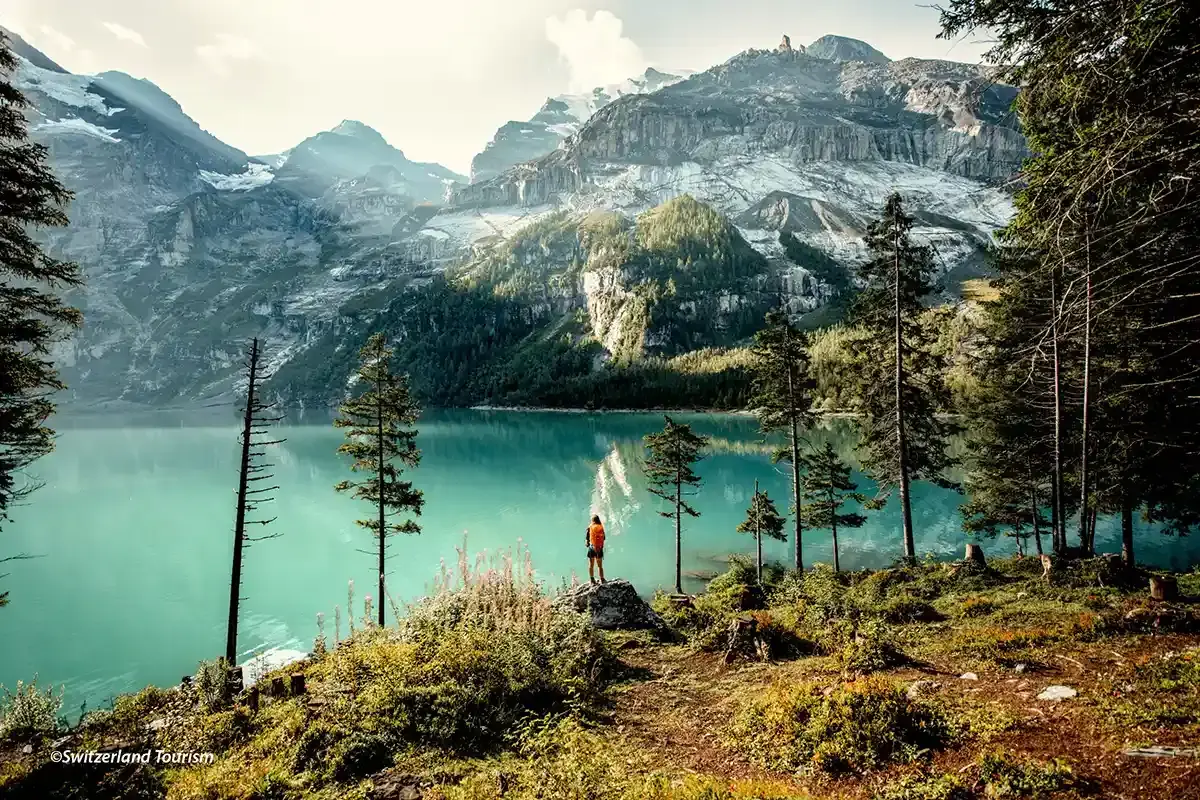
[749,310,815,570]
[797,442,868,572]
[736,479,786,583]
[643,415,709,594]
[226,338,284,663]
[0,33,84,607]
[334,333,424,626]
[849,193,958,562]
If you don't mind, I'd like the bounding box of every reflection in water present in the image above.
[3,409,1198,717]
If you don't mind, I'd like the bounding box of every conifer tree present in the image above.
[849,193,958,562]
[797,442,868,572]
[749,310,815,570]
[736,479,786,584]
[0,33,84,606]
[226,338,284,664]
[334,333,424,626]
[643,415,709,594]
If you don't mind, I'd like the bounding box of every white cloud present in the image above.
[196,33,260,77]
[38,24,75,53]
[544,9,648,92]
[101,21,147,48]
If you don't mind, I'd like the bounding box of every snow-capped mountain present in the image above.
[469,67,691,183]
[9,29,1026,407]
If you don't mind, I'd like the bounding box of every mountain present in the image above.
[12,31,1025,408]
[469,67,690,183]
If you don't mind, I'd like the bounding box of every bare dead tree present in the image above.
[226,337,285,665]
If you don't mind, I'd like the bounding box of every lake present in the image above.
[2,409,1197,715]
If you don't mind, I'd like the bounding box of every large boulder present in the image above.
[554,579,666,633]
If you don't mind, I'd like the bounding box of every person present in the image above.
[586,514,606,584]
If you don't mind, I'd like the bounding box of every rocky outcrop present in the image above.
[554,579,667,632]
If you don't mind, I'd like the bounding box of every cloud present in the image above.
[196,34,261,77]
[101,21,148,48]
[544,9,647,92]
[38,25,75,53]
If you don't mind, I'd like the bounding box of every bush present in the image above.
[960,597,997,618]
[976,751,1076,798]
[194,657,234,711]
[0,678,63,741]
[728,676,953,775]
[328,732,391,783]
[840,620,908,674]
[873,770,971,800]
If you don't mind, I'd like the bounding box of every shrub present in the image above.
[328,731,391,783]
[960,597,997,618]
[194,657,234,711]
[976,751,1076,798]
[873,770,971,800]
[840,620,908,674]
[728,676,953,775]
[0,678,63,741]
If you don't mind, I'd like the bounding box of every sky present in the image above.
[0,0,994,175]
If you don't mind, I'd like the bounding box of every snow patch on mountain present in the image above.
[33,117,121,143]
[199,162,275,191]
[13,56,120,116]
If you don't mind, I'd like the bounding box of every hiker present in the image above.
[586,514,606,584]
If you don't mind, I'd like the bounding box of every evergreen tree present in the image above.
[0,33,84,606]
[735,479,786,584]
[797,442,868,572]
[643,415,709,594]
[940,0,1200,564]
[226,338,284,663]
[334,333,424,626]
[848,193,958,562]
[749,310,815,570]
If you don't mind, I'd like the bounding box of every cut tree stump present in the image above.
[1150,575,1178,602]
[246,686,259,712]
[290,674,306,696]
[270,676,287,698]
[229,666,244,695]
[965,543,987,568]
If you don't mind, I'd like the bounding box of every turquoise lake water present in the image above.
[2,409,1197,714]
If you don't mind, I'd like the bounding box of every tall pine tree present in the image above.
[849,193,957,562]
[797,442,868,572]
[736,479,786,584]
[334,333,424,626]
[643,415,709,594]
[0,33,84,606]
[749,310,815,570]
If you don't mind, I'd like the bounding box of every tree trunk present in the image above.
[675,473,683,594]
[754,479,763,584]
[376,385,386,627]
[226,338,259,665]
[785,328,804,572]
[1078,258,1093,555]
[1030,474,1043,556]
[831,513,840,573]
[894,231,916,562]
[1121,497,1135,570]
[1050,269,1066,554]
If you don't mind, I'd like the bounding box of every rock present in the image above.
[1037,685,1078,701]
[1014,663,1027,674]
[147,717,168,732]
[906,680,941,699]
[959,672,979,681]
[777,34,793,52]
[368,773,426,800]
[553,579,666,633]
[21,744,33,755]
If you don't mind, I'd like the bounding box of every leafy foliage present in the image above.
[798,442,869,572]
[737,485,787,582]
[0,678,63,741]
[643,416,710,594]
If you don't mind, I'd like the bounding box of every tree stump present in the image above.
[667,594,694,610]
[1150,575,1178,602]
[246,686,259,713]
[229,666,244,696]
[724,617,759,664]
[965,543,987,568]
[180,675,192,690]
[270,676,287,698]
[289,674,307,696]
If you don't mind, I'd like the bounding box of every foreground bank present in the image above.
[1,550,1198,800]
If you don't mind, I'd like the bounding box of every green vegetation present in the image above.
[334,333,424,625]
[737,482,787,583]
[0,32,85,606]
[643,416,710,594]
[797,442,869,573]
[0,679,63,741]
